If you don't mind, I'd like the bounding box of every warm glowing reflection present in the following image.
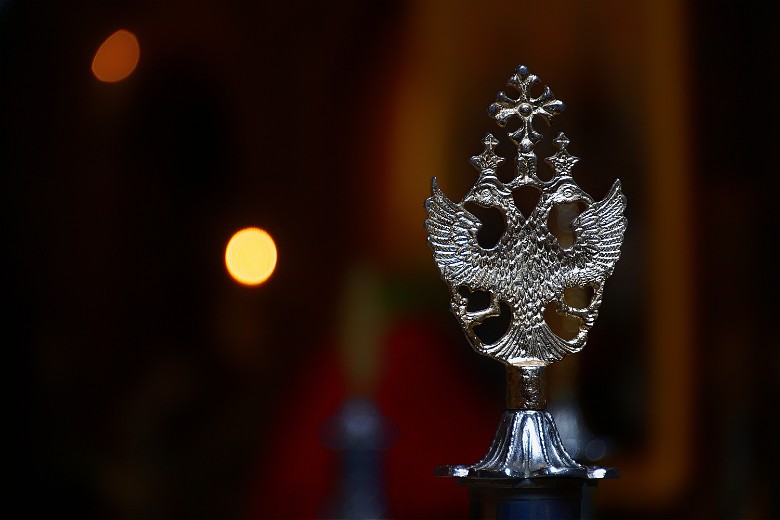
[225,227,277,286]
[92,29,140,83]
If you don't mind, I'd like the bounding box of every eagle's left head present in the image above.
[464,176,512,207]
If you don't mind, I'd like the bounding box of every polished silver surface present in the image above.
[506,365,546,410]
[426,65,625,482]
[425,65,627,366]
[434,410,618,480]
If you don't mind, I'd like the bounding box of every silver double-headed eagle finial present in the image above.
[426,65,626,481]
[425,64,626,367]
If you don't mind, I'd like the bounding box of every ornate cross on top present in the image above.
[488,64,565,186]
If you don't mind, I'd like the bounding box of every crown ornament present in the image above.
[425,65,626,501]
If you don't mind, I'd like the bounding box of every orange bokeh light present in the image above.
[225,228,278,286]
[92,29,140,83]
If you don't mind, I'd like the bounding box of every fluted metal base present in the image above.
[435,410,617,480]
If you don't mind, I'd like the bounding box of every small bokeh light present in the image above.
[91,29,140,83]
[225,227,277,286]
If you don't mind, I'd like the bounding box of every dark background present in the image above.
[3,1,778,518]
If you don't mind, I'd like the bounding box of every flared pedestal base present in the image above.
[435,410,617,480]
[436,410,616,519]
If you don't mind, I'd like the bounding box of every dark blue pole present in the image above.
[467,480,586,520]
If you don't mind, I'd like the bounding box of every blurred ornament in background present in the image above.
[320,397,394,520]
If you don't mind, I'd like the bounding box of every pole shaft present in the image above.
[468,484,583,520]
[506,365,547,410]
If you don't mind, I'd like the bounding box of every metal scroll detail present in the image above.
[424,65,627,366]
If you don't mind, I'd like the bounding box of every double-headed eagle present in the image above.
[425,66,627,366]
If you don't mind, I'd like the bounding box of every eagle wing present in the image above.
[424,178,501,291]
[567,179,627,284]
